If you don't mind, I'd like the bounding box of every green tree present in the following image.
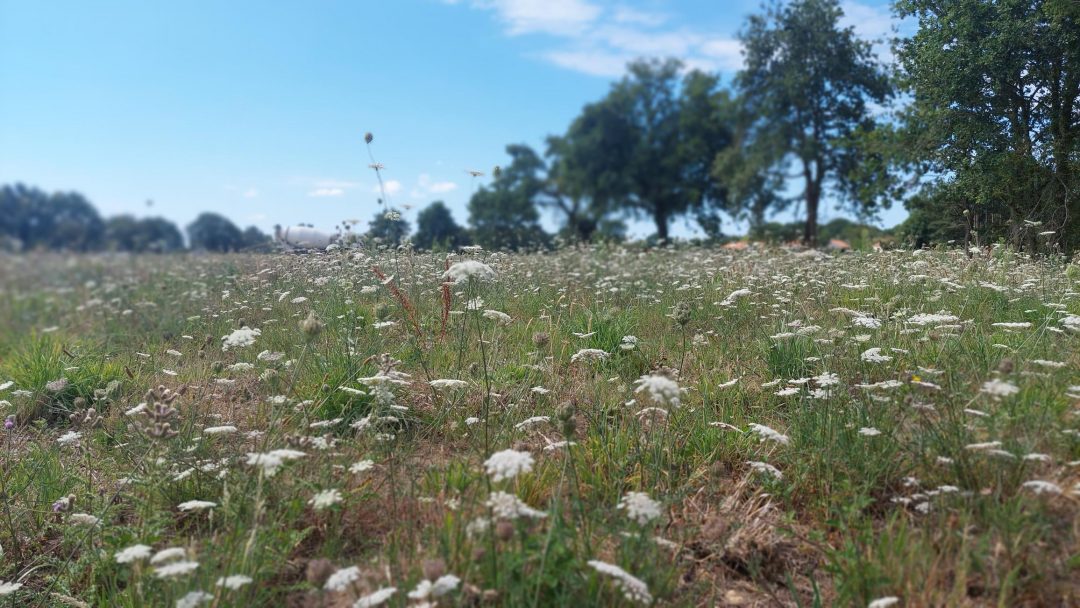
[0,184,104,251]
[365,209,410,247]
[895,0,1080,250]
[104,215,184,252]
[240,225,272,251]
[467,146,550,251]
[553,59,733,242]
[186,212,244,252]
[413,201,468,251]
[725,0,894,245]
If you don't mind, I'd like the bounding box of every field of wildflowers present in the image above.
[1,245,1078,607]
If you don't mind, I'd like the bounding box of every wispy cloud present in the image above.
[374,180,403,196]
[242,188,259,199]
[465,0,601,36]
[449,0,741,77]
[450,0,898,78]
[308,187,345,197]
[410,173,460,198]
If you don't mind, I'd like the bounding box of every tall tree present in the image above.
[186,213,243,252]
[467,146,549,251]
[240,225,272,251]
[896,0,1080,250]
[365,209,410,247]
[0,184,104,251]
[727,0,894,245]
[104,215,184,252]
[554,59,733,242]
[413,201,468,250]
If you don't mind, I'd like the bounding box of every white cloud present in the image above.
[314,179,362,189]
[468,0,601,36]
[544,49,630,77]
[429,181,458,194]
[452,0,900,79]
[611,6,667,27]
[840,1,898,63]
[411,173,461,198]
[450,0,748,77]
[308,187,345,197]
[242,188,259,199]
[374,180,403,196]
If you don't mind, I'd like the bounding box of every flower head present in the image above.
[484,449,534,482]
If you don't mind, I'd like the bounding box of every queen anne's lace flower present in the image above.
[587,560,652,605]
[484,449,534,482]
[634,373,681,408]
[486,491,547,519]
[981,378,1019,398]
[618,491,662,525]
[747,423,790,445]
[353,587,397,608]
[443,260,495,284]
[309,488,343,510]
[221,327,260,351]
[115,544,153,564]
[324,566,361,591]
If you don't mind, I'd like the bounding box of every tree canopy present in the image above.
[550,59,733,242]
[467,146,550,251]
[413,201,469,251]
[186,213,244,252]
[722,0,894,245]
[896,0,1080,251]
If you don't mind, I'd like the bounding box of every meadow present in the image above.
[1,245,1078,607]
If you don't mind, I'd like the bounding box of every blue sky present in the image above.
[0,0,906,239]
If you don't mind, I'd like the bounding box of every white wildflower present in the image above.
[151,547,187,564]
[633,373,681,408]
[981,379,1019,398]
[429,379,468,391]
[570,348,608,364]
[203,425,238,435]
[747,461,783,479]
[1021,480,1062,495]
[216,574,254,590]
[57,431,82,446]
[221,327,260,351]
[482,309,512,324]
[747,423,790,445]
[484,449,534,482]
[618,491,662,525]
[860,348,892,363]
[587,560,652,605]
[350,459,375,474]
[443,260,495,284]
[486,491,547,519]
[309,488,344,510]
[175,591,213,608]
[325,566,361,591]
[155,560,200,579]
[115,544,153,564]
[353,587,397,608]
[177,500,216,512]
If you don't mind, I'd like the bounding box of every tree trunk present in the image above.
[654,209,669,243]
[803,182,820,247]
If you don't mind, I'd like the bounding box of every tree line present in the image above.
[452,0,1078,251]
[0,184,271,253]
[5,0,1076,253]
